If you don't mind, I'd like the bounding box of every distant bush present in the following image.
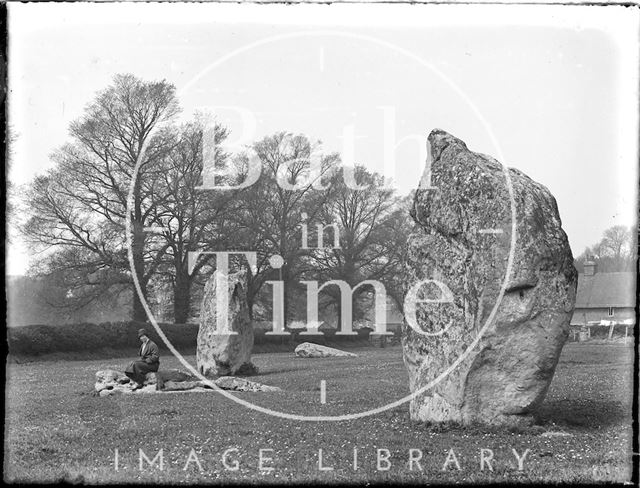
[7,321,199,357]
[8,321,383,359]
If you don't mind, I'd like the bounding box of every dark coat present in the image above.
[124,339,160,384]
[139,339,160,365]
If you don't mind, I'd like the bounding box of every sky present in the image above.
[7,2,639,275]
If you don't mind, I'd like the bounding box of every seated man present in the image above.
[125,328,160,389]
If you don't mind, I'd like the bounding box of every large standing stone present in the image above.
[197,269,255,376]
[403,129,577,425]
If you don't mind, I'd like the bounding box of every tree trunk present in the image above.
[247,293,254,321]
[280,265,291,324]
[132,290,148,322]
[131,218,148,322]
[173,271,192,324]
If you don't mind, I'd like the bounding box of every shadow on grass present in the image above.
[535,398,630,429]
[249,367,302,377]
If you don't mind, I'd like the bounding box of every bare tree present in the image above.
[600,225,633,262]
[148,120,242,323]
[305,166,411,325]
[574,225,636,272]
[232,132,339,321]
[5,125,18,224]
[21,74,180,321]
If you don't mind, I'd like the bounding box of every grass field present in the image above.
[4,342,635,484]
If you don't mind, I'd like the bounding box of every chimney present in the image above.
[584,259,598,276]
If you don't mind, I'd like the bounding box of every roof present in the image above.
[575,272,636,308]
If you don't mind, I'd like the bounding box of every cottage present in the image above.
[570,260,636,339]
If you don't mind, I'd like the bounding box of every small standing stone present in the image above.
[197,269,255,376]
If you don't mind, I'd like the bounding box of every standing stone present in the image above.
[403,129,577,426]
[197,269,255,376]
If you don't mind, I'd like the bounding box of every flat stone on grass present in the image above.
[294,342,357,358]
[94,369,280,396]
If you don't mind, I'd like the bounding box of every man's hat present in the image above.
[137,328,148,338]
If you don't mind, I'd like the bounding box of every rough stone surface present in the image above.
[294,342,357,358]
[403,129,577,426]
[215,376,282,392]
[95,369,131,391]
[149,369,198,389]
[95,369,156,396]
[95,369,280,395]
[197,269,255,376]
